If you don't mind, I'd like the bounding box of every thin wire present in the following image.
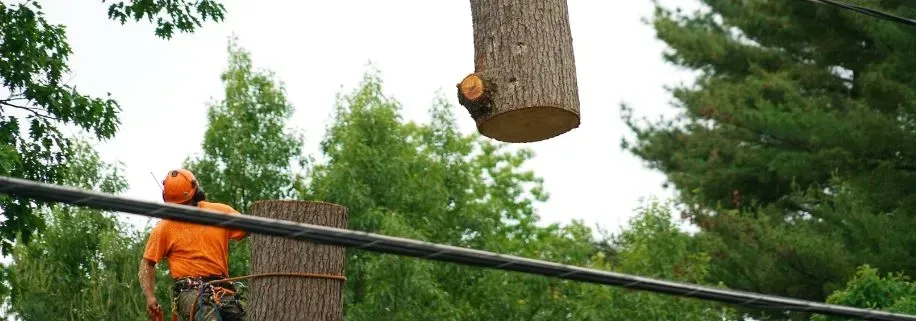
[148,171,163,228]
[150,171,163,192]
[804,0,916,27]
[0,175,913,321]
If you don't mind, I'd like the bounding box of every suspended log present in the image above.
[248,200,348,321]
[459,0,581,143]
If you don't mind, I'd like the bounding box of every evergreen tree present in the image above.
[622,1,916,318]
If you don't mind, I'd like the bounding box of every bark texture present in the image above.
[461,0,580,143]
[248,200,348,321]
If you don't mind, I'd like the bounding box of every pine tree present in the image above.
[622,1,916,319]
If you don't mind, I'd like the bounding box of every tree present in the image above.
[303,68,584,320]
[0,64,745,320]
[303,69,486,320]
[1,138,153,321]
[103,0,226,39]
[603,199,740,321]
[0,0,226,254]
[303,68,738,321]
[183,35,307,277]
[621,0,916,316]
[811,264,916,321]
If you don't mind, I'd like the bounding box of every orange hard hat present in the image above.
[162,169,199,204]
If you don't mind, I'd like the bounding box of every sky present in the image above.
[36,0,704,237]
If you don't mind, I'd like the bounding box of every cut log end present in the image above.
[478,106,580,143]
[456,73,494,120]
[458,73,485,101]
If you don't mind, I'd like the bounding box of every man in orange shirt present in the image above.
[139,169,248,321]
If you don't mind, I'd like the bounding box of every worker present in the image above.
[139,168,248,321]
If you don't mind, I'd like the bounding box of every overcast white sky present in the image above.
[36,0,703,237]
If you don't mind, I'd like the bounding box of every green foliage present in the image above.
[103,0,227,39]
[812,265,916,321]
[184,35,307,277]
[1,139,152,320]
[602,199,740,321]
[622,1,916,317]
[0,0,120,255]
[304,69,739,321]
[0,0,226,255]
[304,69,500,320]
[615,200,710,283]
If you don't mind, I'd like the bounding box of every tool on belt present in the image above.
[176,276,243,321]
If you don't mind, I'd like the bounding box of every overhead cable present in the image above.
[0,175,914,321]
[805,0,916,27]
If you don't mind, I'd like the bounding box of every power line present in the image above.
[0,175,913,321]
[805,0,916,27]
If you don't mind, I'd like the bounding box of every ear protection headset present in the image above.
[193,181,207,203]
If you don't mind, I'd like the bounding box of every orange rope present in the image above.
[186,272,346,320]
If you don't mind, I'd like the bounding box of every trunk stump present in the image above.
[248,200,348,321]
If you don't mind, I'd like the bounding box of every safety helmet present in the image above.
[162,169,200,204]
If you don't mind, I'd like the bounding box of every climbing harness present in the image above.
[181,272,347,321]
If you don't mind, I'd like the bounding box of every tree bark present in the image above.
[248,200,348,321]
[458,0,580,143]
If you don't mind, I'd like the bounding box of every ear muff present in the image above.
[192,184,207,203]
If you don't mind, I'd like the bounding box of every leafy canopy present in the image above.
[0,0,227,254]
[1,139,153,321]
[303,69,739,321]
[812,265,916,321]
[184,35,307,277]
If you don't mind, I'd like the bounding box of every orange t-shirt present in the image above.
[142,201,248,279]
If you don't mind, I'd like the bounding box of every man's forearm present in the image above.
[138,259,157,299]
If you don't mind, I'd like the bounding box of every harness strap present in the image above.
[186,272,347,320]
[173,275,230,321]
[170,296,179,321]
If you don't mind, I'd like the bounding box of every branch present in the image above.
[719,115,916,174]
[783,250,823,281]
[719,119,815,153]
[1,92,28,103]
[0,101,59,121]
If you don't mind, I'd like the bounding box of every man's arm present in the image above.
[139,222,168,315]
[139,258,157,299]
[139,258,161,315]
[221,204,248,240]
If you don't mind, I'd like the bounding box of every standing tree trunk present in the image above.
[458,0,580,143]
[248,200,349,321]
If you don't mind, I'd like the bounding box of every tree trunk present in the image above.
[248,200,349,321]
[458,0,580,143]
